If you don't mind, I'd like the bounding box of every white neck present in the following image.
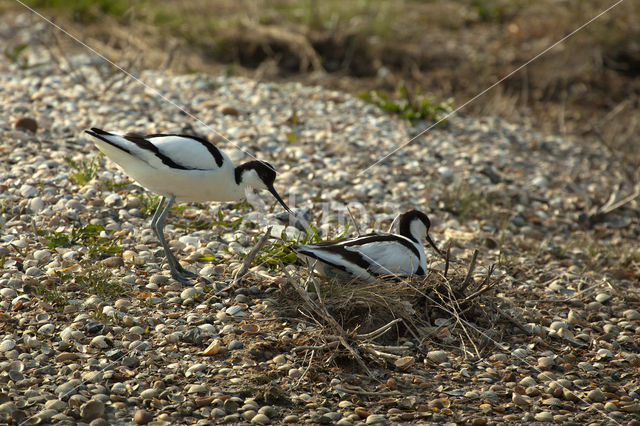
[408,220,427,243]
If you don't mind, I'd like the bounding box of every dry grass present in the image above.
[278,249,519,374]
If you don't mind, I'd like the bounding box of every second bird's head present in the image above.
[236,161,292,213]
[400,210,444,258]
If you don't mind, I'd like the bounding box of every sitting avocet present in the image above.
[291,210,443,282]
[85,128,291,284]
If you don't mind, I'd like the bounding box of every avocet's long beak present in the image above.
[426,234,445,259]
[268,185,292,214]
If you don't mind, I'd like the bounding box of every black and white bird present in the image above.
[291,210,443,282]
[85,128,291,284]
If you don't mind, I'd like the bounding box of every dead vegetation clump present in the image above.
[279,249,522,376]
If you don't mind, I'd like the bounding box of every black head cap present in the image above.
[235,160,276,186]
[399,210,431,234]
[235,160,291,213]
[399,209,443,257]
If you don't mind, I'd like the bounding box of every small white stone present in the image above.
[33,249,52,262]
[427,350,449,364]
[20,184,38,198]
[104,193,122,206]
[0,339,16,352]
[29,197,45,212]
[90,336,110,349]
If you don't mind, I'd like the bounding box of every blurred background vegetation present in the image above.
[7,0,640,166]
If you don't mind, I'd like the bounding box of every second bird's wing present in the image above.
[293,233,424,279]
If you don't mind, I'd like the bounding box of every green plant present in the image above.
[175,220,213,231]
[64,153,103,186]
[470,0,521,24]
[101,178,129,192]
[4,43,29,68]
[76,268,125,298]
[133,193,161,217]
[255,223,329,271]
[35,281,67,307]
[230,201,252,212]
[24,0,132,23]
[45,223,122,255]
[358,85,453,123]
[211,210,244,230]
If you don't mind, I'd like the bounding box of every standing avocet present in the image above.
[85,128,291,284]
[291,210,443,282]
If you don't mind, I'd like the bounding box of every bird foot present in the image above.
[176,266,199,279]
[170,264,199,285]
[171,270,195,285]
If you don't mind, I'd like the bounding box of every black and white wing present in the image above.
[86,128,227,171]
[292,233,426,280]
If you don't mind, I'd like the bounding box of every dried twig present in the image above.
[345,204,362,237]
[459,249,478,292]
[597,188,640,216]
[357,318,403,340]
[444,244,451,278]
[233,226,272,285]
[292,341,340,352]
[363,346,399,360]
[333,385,400,397]
[362,344,409,353]
[285,268,374,377]
[461,264,497,302]
[295,349,314,387]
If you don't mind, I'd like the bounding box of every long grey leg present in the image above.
[150,195,197,283]
[150,196,166,240]
[150,196,182,272]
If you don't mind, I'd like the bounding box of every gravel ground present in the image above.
[1,12,640,426]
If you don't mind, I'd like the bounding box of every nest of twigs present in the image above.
[281,249,521,375]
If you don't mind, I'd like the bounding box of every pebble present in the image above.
[90,336,111,349]
[534,411,554,422]
[251,413,270,424]
[228,339,243,350]
[81,400,105,422]
[588,388,605,402]
[134,409,153,424]
[0,340,16,352]
[427,350,449,364]
[624,309,640,320]
[0,288,16,299]
[104,193,122,206]
[366,414,388,424]
[537,356,554,369]
[102,256,124,267]
[181,287,198,300]
[14,116,38,132]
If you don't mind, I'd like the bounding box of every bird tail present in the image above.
[85,128,132,155]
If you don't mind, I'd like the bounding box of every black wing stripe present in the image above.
[146,133,224,168]
[293,246,378,276]
[86,129,132,155]
[122,134,194,171]
[336,234,422,259]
